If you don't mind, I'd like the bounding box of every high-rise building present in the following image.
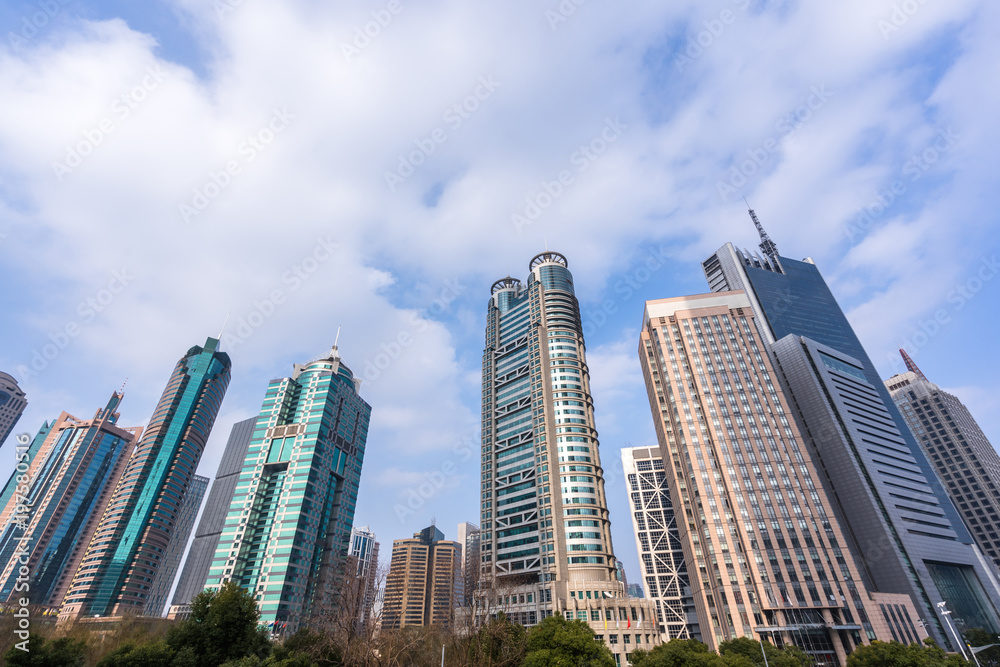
[145,474,209,617]
[887,351,1000,573]
[628,583,644,599]
[203,344,370,636]
[348,525,381,625]
[60,337,232,619]
[456,521,480,606]
[168,417,257,619]
[382,525,461,629]
[0,392,140,606]
[702,222,1000,648]
[480,252,659,662]
[0,372,27,448]
[638,291,924,664]
[621,446,699,640]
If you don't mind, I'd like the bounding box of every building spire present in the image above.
[900,348,927,381]
[744,198,782,272]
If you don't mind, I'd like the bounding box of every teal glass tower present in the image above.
[0,392,140,606]
[60,337,231,618]
[204,344,370,636]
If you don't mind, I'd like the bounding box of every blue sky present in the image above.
[1,0,999,595]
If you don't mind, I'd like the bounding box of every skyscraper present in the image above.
[481,252,659,662]
[0,372,27,448]
[638,291,924,664]
[203,344,370,636]
[0,392,140,606]
[621,446,699,640]
[169,417,257,618]
[887,351,1000,573]
[703,221,1000,648]
[348,525,381,625]
[145,474,209,617]
[60,337,231,619]
[382,525,461,629]
[456,521,481,606]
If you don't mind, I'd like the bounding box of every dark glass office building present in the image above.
[704,240,1000,649]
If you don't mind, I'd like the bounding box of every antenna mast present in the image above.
[899,349,927,381]
[744,198,782,272]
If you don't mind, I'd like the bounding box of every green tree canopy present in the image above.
[846,638,965,667]
[522,614,616,667]
[719,637,812,667]
[96,640,175,667]
[3,634,86,667]
[166,580,272,667]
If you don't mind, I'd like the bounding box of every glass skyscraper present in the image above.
[60,337,231,619]
[704,235,1000,648]
[0,392,140,606]
[0,372,27,449]
[203,344,370,636]
[887,352,1000,575]
[480,252,659,663]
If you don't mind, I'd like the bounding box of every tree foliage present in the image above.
[96,640,175,667]
[166,580,272,667]
[719,637,812,667]
[522,614,616,667]
[2,634,87,667]
[846,638,966,667]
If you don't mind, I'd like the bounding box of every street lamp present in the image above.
[937,601,970,662]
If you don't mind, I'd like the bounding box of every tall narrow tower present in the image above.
[887,353,1000,573]
[0,372,27,448]
[60,337,231,619]
[481,252,658,661]
[204,344,371,637]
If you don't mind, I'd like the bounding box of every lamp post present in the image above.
[937,601,970,662]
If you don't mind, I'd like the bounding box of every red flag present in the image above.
[627,616,631,629]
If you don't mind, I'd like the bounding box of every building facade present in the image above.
[60,337,232,619]
[621,446,699,640]
[203,345,370,636]
[0,372,27,449]
[703,235,1000,648]
[348,525,381,625]
[456,521,480,606]
[382,525,461,629]
[480,252,659,664]
[638,292,924,665]
[145,474,209,617]
[0,393,140,606]
[887,351,1000,575]
[169,417,258,618]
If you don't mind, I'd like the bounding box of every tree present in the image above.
[630,639,742,667]
[965,628,1000,667]
[3,634,86,667]
[166,580,273,667]
[456,612,526,667]
[846,638,965,667]
[96,640,175,667]
[719,637,812,667]
[522,613,616,667]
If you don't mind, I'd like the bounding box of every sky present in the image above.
[1,0,999,599]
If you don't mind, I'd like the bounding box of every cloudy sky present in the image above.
[2,0,999,594]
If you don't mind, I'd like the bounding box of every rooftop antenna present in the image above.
[119,378,128,394]
[218,311,231,340]
[334,326,341,348]
[744,197,782,272]
[899,349,927,381]
[331,326,342,360]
